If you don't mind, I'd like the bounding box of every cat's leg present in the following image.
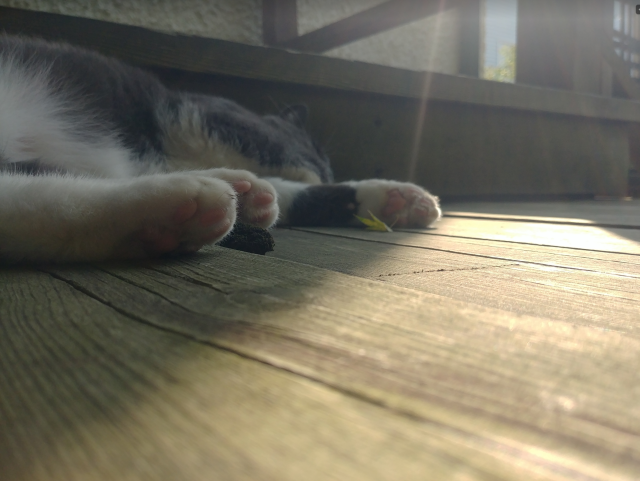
[0,172,238,263]
[344,179,441,228]
[180,168,279,228]
[267,177,441,228]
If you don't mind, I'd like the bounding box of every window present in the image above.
[482,0,518,83]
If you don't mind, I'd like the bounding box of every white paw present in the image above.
[191,168,279,228]
[350,179,441,228]
[112,173,237,259]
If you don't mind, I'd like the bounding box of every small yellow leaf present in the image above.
[354,210,393,232]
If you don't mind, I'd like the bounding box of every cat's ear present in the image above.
[279,104,308,128]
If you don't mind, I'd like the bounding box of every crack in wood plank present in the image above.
[376,263,520,277]
[291,227,640,276]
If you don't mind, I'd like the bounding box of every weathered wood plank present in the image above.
[291,227,640,276]
[409,217,640,255]
[40,248,640,480]
[268,229,640,328]
[0,268,526,481]
[444,200,640,228]
[383,263,640,329]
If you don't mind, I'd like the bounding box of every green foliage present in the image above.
[484,44,516,83]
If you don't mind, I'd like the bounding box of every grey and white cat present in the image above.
[0,36,441,263]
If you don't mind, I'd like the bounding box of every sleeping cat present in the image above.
[0,35,441,263]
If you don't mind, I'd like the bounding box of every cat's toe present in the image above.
[196,169,279,228]
[238,185,278,227]
[381,189,407,216]
[354,180,441,229]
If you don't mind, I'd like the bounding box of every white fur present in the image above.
[0,56,282,262]
[0,171,238,262]
[0,57,134,178]
[263,177,309,224]
[190,168,279,228]
[345,179,441,228]
[0,48,439,263]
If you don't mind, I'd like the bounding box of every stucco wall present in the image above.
[1,0,460,74]
[323,9,460,74]
[0,0,263,45]
[297,0,388,35]
[298,0,460,73]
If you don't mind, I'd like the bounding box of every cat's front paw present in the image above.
[114,174,237,258]
[351,179,441,228]
[193,169,279,228]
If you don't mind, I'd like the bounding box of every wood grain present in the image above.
[292,227,640,274]
[36,248,640,480]
[444,200,640,228]
[268,229,640,328]
[412,217,640,255]
[0,268,532,481]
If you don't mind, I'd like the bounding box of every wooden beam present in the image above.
[276,0,457,53]
[516,0,578,90]
[2,7,640,124]
[263,0,298,45]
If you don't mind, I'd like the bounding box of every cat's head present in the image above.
[278,104,308,129]
[262,104,333,183]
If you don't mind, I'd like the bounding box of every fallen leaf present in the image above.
[354,210,393,232]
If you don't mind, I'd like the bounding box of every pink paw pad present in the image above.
[252,191,275,207]
[250,211,273,224]
[382,189,407,216]
[151,235,180,254]
[139,227,181,254]
[173,200,198,224]
[198,208,227,227]
[232,180,252,194]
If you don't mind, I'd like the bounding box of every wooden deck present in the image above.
[2,200,640,480]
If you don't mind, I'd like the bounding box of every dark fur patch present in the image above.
[0,35,167,160]
[288,185,358,226]
[189,94,333,183]
[0,35,333,183]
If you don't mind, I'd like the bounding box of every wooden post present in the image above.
[516,0,609,95]
[458,0,482,77]
[263,0,298,45]
[573,0,610,95]
[516,0,577,90]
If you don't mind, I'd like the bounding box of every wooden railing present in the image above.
[613,31,640,80]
